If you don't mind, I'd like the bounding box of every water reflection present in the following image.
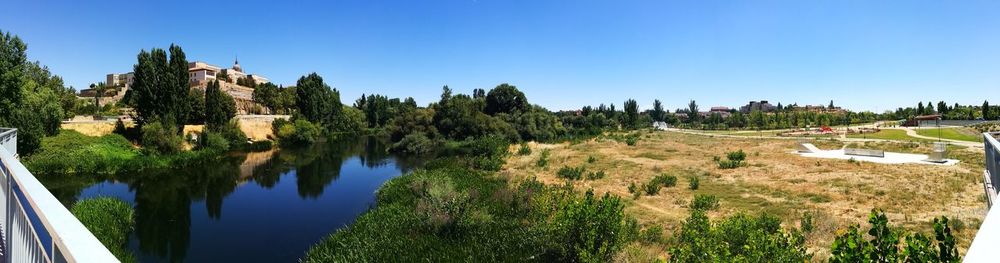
[40,136,427,263]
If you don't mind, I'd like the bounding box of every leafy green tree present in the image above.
[294,73,341,124]
[552,189,631,263]
[829,209,960,263]
[129,44,191,132]
[0,31,26,122]
[984,101,991,120]
[187,88,205,124]
[669,210,810,262]
[204,80,236,130]
[687,100,700,123]
[484,83,528,115]
[216,70,230,82]
[652,99,665,122]
[329,105,365,134]
[622,99,639,129]
[90,82,108,114]
[252,82,280,113]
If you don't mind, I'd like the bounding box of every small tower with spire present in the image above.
[232,56,242,72]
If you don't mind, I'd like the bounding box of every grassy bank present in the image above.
[70,197,136,263]
[23,130,225,175]
[915,128,983,142]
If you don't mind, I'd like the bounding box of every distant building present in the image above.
[740,100,776,113]
[709,106,731,113]
[189,60,269,86]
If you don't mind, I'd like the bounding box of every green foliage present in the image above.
[329,105,366,134]
[643,181,661,196]
[536,149,551,167]
[390,132,437,154]
[295,72,341,124]
[801,212,814,233]
[587,155,597,163]
[0,31,72,156]
[71,197,136,263]
[130,44,191,131]
[622,99,640,129]
[204,80,236,130]
[273,118,321,146]
[517,143,532,155]
[410,174,474,234]
[187,88,205,124]
[716,149,748,169]
[386,108,439,142]
[586,170,606,180]
[197,131,230,151]
[669,210,810,262]
[484,83,529,115]
[551,189,630,263]
[141,122,183,154]
[829,209,961,263]
[690,194,719,211]
[653,174,678,187]
[247,140,273,151]
[355,93,415,128]
[557,165,586,180]
[639,225,664,244]
[689,176,700,190]
[216,119,247,147]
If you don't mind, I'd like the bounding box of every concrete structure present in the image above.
[793,142,959,165]
[0,128,120,262]
[966,132,1000,262]
[740,100,776,113]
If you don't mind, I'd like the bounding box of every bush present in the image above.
[141,122,183,154]
[829,209,960,262]
[689,176,700,190]
[690,194,719,211]
[587,155,597,163]
[517,143,532,155]
[215,119,247,147]
[669,210,810,262]
[643,181,661,196]
[536,149,550,167]
[716,150,747,169]
[274,119,321,146]
[71,197,137,263]
[557,166,586,180]
[551,189,631,262]
[248,140,273,151]
[197,131,230,151]
[586,170,606,180]
[801,212,814,233]
[653,174,677,187]
[639,225,664,244]
[727,149,746,162]
[410,174,473,234]
[391,132,437,154]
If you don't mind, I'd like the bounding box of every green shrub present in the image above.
[801,212,814,233]
[71,197,137,263]
[391,132,437,154]
[248,140,273,151]
[197,131,230,151]
[517,143,532,155]
[536,149,550,167]
[644,181,661,196]
[689,176,700,190]
[140,122,183,154]
[625,135,639,146]
[727,150,746,162]
[587,155,597,163]
[639,225,664,244]
[669,210,810,262]
[586,170,606,180]
[690,194,719,211]
[551,189,631,262]
[716,150,748,169]
[215,119,247,147]
[829,209,960,263]
[653,174,677,187]
[557,166,586,180]
[274,119,321,146]
[410,174,473,234]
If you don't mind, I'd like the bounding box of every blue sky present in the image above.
[2,0,998,112]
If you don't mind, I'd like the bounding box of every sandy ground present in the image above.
[503,130,987,260]
[60,115,289,141]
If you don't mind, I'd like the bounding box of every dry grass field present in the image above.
[502,130,986,260]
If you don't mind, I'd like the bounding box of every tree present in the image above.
[204,80,236,130]
[829,100,835,109]
[187,88,205,124]
[984,101,991,120]
[217,70,230,82]
[129,44,191,132]
[687,100,700,123]
[830,209,960,263]
[294,73,341,124]
[252,82,280,113]
[236,76,257,88]
[0,31,26,123]
[917,102,924,116]
[623,99,639,129]
[484,83,528,115]
[652,99,665,122]
[937,101,948,115]
[90,82,108,114]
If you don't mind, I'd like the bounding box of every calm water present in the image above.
[40,137,425,263]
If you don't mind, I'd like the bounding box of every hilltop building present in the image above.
[740,100,776,113]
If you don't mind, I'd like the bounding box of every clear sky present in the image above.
[2,0,998,112]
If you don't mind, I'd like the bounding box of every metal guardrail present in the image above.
[0,128,119,262]
[966,132,1000,262]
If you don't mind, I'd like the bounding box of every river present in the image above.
[39,137,425,263]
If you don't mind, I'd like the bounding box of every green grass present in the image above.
[71,197,136,263]
[847,129,929,142]
[24,130,226,175]
[914,128,983,143]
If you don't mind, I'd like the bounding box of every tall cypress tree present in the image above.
[984,101,991,120]
[130,44,191,132]
[204,80,235,130]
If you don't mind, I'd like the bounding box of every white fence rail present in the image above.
[966,132,1000,262]
[0,128,119,263]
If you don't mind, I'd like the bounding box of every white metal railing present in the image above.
[966,132,1000,262]
[0,128,119,263]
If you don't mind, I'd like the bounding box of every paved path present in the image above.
[665,128,984,149]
